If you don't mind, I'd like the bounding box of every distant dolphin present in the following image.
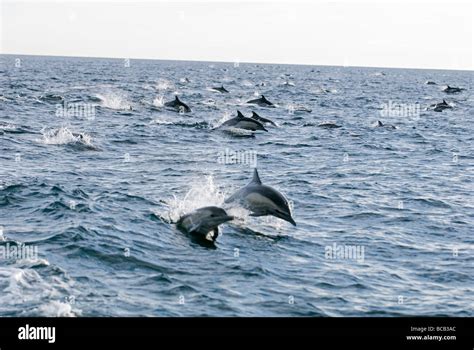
[219,111,268,132]
[318,121,341,129]
[425,81,437,85]
[225,168,296,226]
[72,132,85,139]
[250,111,277,126]
[246,95,275,107]
[281,81,295,87]
[176,206,233,242]
[289,105,312,113]
[373,120,396,129]
[211,85,229,93]
[164,96,191,113]
[430,99,452,112]
[443,85,464,94]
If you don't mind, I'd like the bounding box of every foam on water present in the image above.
[95,91,132,110]
[152,95,164,108]
[38,127,94,148]
[159,175,228,223]
[155,79,174,91]
[0,265,81,316]
[34,300,77,317]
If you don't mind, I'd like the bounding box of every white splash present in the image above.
[95,91,131,110]
[34,300,78,317]
[152,95,164,108]
[39,127,94,148]
[155,79,174,91]
[159,175,228,223]
[0,266,81,316]
[149,117,175,125]
[202,98,216,106]
[0,122,17,131]
[211,111,233,129]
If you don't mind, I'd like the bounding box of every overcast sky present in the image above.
[1,0,473,70]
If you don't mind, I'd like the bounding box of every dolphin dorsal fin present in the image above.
[443,99,447,104]
[377,120,383,126]
[252,111,260,117]
[251,168,262,185]
[237,111,245,118]
[175,96,180,101]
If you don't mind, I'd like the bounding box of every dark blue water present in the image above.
[0,55,473,316]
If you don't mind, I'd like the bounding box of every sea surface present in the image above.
[0,55,473,316]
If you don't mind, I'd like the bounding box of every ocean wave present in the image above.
[0,265,80,317]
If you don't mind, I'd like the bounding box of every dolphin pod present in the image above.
[429,99,452,112]
[169,73,466,245]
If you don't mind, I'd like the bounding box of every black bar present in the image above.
[0,317,472,346]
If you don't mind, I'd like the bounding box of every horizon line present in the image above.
[1,52,473,72]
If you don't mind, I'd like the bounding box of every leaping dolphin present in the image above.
[219,111,268,132]
[246,95,275,107]
[164,96,191,113]
[225,168,296,226]
[176,206,234,242]
[211,85,229,93]
[250,111,277,126]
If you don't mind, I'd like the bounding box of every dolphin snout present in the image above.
[287,216,297,226]
[274,210,296,226]
[222,214,234,222]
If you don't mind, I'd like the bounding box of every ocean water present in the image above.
[0,55,473,317]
